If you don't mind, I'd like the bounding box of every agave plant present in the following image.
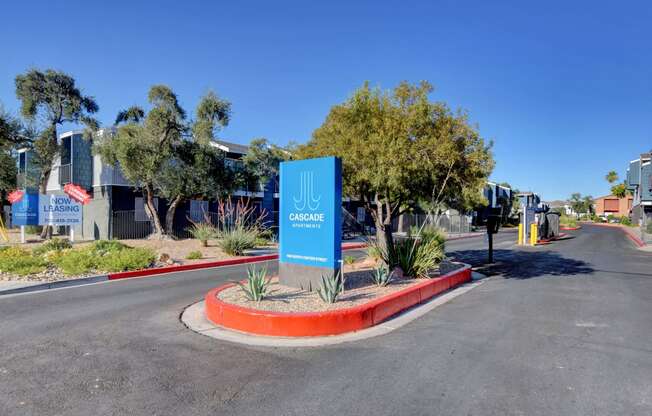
[235,266,271,302]
[317,270,343,303]
[370,266,393,287]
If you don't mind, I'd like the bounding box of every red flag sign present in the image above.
[7,190,24,204]
[63,184,91,205]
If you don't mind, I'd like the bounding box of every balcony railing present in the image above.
[58,164,72,185]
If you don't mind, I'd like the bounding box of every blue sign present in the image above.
[279,157,342,269]
[11,193,39,226]
[39,194,82,225]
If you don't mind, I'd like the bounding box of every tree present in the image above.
[569,193,593,216]
[156,140,236,233]
[96,87,231,238]
[0,110,22,201]
[241,138,292,191]
[605,170,618,184]
[611,183,628,198]
[296,81,494,252]
[605,169,629,198]
[15,69,99,238]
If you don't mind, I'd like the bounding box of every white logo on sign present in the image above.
[293,171,321,211]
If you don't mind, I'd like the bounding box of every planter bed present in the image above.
[204,262,471,337]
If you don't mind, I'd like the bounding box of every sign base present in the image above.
[279,263,340,292]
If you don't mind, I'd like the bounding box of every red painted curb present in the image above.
[204,265,472,337]
[107,243,369,281]
[587,223,645,247]
[560,226,581,231]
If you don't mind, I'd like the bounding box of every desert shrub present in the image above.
[218,227,258,256]
[93,240,128,254]
[392,237,445,278]
[33,238,73,255]
[24,225,42,234]
[236,266,271,302]
[419,225,446,249]
[52,248,97,275]
[607,214,616,223]
[317,270,343,303]
[370,266,393,287]
[559,215,578,227]
[371,232,445,278]
[216,198,267,255]
[186,251,202,260]
[620,216,632,226]
[367,245,382,261]
[0,247,47,276]
[344,255,356,265]
[96,247,156,272]
[188,223,216,247]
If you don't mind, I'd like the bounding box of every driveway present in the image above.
[1,226,650,415]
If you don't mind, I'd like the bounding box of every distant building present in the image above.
[625,153,652,226]
[594,195,633,218]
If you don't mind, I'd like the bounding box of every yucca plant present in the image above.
[188,222,216,247]
[235,266,271,302]
[370,266,393,287]
[344,255,356,265]
[317,270,343,304]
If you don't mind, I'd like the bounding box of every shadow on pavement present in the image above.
[448,248,594,279]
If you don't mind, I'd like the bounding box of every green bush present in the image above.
[367,245,382,261]
[52,244,155,275]
[218,227,258,256]
[186,251,202,260]
[188,223,216,247]
[33,238,72,255]
[343,255,356,265]
[0,247,47,276]
[96,247,156,272]
[93,240,128,254]
[51,248,97,275]
[559,215,578,228]
[317,270,343,303]
[620,216,632,226]
[392,236,445,278]
[236,266,271,302]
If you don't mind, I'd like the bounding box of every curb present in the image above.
[183,277,485,348]
[107,243,368,281]
[588,223,646,248]
[204,264,471,337]
[560,226,581,231]
[0,274,108,297]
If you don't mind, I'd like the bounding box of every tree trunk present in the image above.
[144,185,165,239]
[165,195,182,239]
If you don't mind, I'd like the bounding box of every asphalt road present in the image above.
[1,227,651,416]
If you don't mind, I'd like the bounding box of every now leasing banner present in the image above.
[39,194,82,225]
[11,193,82,227]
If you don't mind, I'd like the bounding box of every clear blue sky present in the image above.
[1,1,651,201]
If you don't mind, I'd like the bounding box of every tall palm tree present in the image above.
[605,170,618,184]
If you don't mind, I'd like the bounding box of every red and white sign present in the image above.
[7,190,24,204]
[63,184,91,205]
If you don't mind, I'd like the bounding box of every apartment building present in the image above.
[626,153,652,226]
[15,130,276,240]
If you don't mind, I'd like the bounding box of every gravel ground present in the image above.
[217,259,432,312]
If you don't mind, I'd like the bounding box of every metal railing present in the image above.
[393,213,473,235]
